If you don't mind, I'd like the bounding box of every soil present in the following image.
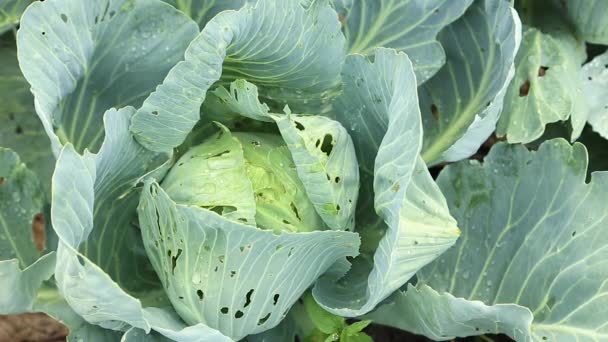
[0,314,515,342]
[0,314,67,342]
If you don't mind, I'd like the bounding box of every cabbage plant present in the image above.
[1,0,608,341]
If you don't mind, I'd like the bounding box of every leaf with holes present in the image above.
[203,78,360,231]
[312,48,459,317]
[0,147,102,339]
[137,179,359,340]
[497,27,587,144]
[0,148,47,266]
[271,113,359,231]
[9,0,607,340]
[50,107,233,341]
[368,140,608,341]
[0,147,55,314]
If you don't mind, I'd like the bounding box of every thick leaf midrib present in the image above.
[349,0,439,55]
[175,0,195,18]
[66,9,137,152]
[350,0,408,54]
[422,44,497,163]
[421,4,499,163]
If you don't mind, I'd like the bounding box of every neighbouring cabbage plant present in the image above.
[1,0,608,341]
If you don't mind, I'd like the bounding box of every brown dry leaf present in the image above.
[31,213,45,252]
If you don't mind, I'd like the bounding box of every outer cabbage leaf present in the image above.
[0,148,56,314]
[70,322,122,341]
[419,0,521,164]
[334,0,473,84]
[53,108,161,293]
[496,27,587,144]
[513,0,587,61]
[497,1,589,144]
[2,268,127,341]
[0,255,56,315]
[0,148,47,266]
[51,107,231,341]
[163,0,250,29]
[369,140,608,341]
[367,285,533,341]
[17,0,198,153]
[205,79,360,231]
[0,42,54,194]
[130,0,346,153]
[0,0,28,34]
[573,126,608,176]
[36,296,126,341]
[527,123,608,179]
[0,148,117,337]
[581,50,608,140]
[122,327,173,342]
[311,48,459,317]
[551,0,608,45]
[137,179,360,340]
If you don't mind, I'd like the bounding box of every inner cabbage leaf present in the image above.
[312,48,459,317]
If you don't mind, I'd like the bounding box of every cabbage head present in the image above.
[162,126,328,234]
